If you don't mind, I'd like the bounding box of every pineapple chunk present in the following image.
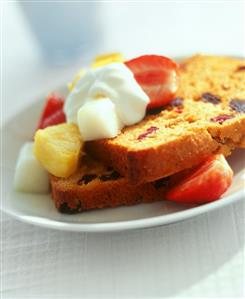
[91,53,124,68]
[34,123,83,178]
[68,69,86,91]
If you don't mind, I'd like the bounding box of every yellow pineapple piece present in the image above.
[68,69,86,91]
[91,52,124,68]
[34,124,83,178]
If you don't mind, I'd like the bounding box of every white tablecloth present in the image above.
[1,2,244,298]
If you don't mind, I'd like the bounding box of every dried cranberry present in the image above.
[236,65,245,72]
[99,171,121,181]
[137,126,159,141]
[229,99,245,113]
[175,108,183,114]
[210,114,234,124]
[153,177,171,189]
[179,63,187,71]
[58,202,81,214]
[169,97,184,107]
[201,93,221,105]
[147,107,164,115]
[106,166,113,172]
[77,174,97,185]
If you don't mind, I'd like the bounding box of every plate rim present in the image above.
[1,189,244,232]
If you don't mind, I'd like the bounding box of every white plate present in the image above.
[1,89,245,232]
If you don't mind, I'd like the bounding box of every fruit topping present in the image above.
[37,93,66,130]
[41,109,66,130]
[78,174,97,185]
[68,69,86,91]
[166,154,233,204]
[92,52,124,68]
[125,55,179,109]
[34,123,83,178]
[210,114,235,124]
[229,99,245,113]
[14,142,50,194]
[201,92,221,105]
[137,126,159,141]
[77,98,124,141]
[68,53,124,91]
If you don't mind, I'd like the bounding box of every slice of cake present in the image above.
[86,55,245,184]
[50,155,171,213]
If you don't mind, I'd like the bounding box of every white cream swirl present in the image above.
[64,63,149,141]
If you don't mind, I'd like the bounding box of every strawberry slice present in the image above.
[125,55,179,109]
[37,93,66,130]
[166,154,233,204]
[41,109,66,129]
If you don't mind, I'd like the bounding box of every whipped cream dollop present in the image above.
[64,63,149,141]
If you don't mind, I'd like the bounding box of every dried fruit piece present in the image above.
[201,92,221,105]
[166,154,233,204]
[229,99,245,113]
[153,177,170,189]
[137,126,159,141]
[175,108,183,114]
[169,97,183,107]
[146,107,164,115]
[210,114,234,124]
[78,174,97,185]
[236,65,245,71]
[99,171,121,181]
[58,202,81,214]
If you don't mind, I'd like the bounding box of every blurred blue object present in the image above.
[19,2,101,65]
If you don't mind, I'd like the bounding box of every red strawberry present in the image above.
[41,109,66,129]
[37,93,66,130]
[166,154,233,204]
[125,55,179,109]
